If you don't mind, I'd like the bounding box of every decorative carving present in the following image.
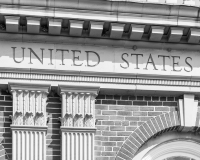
[35,112,45,126]
[13,111,23,125]
[9,83,50,127]
[62,113,73,126]
[24,112,34,125]
[74,113,83,127]
[84,113,94,127]
[58,85,99,128]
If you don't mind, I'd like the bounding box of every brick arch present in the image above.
[115,111,181,160]
[0,143,9,160]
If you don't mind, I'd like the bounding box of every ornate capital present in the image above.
[58,85,99,128]
[8,82,51,126]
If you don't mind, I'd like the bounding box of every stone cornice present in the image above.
[8,82,51,92]
[1,68,200,95]
[60,127,96,133]
[1,5,199,26]
[0,3,199,45]
[58,85,100,96]
[0,1,199,17]
[0,67,197,81]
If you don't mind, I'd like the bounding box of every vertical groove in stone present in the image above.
[17,131,20,160]
[80,133,83,160]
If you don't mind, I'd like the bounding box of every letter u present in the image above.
[12,47,25,63]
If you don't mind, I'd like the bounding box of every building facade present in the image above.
[1,0,200,160]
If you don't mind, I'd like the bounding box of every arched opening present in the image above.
[142,140,200,160]
[131,132,200,160]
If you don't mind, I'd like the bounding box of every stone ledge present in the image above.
[10,125,48,132]
[60,127,96,133]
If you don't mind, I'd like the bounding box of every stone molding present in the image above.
[0,1,199,17]
[60,126,96,133]
[110,0,200,7]
[2,71,200,95]
[8,82,50,92]
[10,125,48,132]
[1,33,200,50]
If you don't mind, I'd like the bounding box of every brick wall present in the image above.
[0,90,12,159]
[1,90,200,160]
[46,92,61,160]
[94,95,178,160]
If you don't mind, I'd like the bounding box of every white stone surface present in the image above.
[11,126,47,160]
[1,41,200,79]
[178,94,198,131]
[60,127,96,160]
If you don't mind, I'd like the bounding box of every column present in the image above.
[9,83,50,160]
[58,85,99,160]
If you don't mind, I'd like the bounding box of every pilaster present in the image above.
[178,94,198,132]
[8,83,51,160]
[58,85,100,160]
